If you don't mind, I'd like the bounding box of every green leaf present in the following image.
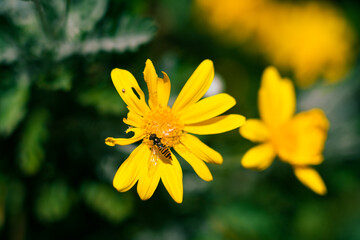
[65,0,109,40]
[57,16,157,59]
[77,86,126,115]
[0,0,43,39]
[0,78,29,136]
[81,182,133,223]
[17,109,49,176]
[34,181,73,222]
[39,0,67,32]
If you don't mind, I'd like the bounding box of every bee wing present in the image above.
[147,147,159,178]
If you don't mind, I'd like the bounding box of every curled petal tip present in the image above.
[105,137,115,146]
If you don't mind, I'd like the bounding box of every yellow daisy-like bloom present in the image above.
[106,59,246,203]
[240,67,329,195]
[258,2,355,87]
[195,0,355,87]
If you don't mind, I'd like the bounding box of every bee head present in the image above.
[149,134,156,141]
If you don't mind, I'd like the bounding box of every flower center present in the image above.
[142,106,184,147]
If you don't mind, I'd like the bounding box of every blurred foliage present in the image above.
[78,86,126,115]
[0,76,29,136]
[81,181,133,223]
[0,36,18,64]
[57,15,157,59]
[208,203,281,240]
[17,109,48,175]
[0,177,6,230]
[0,0,359,239]
[35,181,73,222]
[37,65,72,91]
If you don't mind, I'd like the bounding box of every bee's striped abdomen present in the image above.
[158,145,172,160]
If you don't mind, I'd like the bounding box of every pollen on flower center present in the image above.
[143,106,183,147]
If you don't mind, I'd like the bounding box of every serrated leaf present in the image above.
[0,78,29,136]
[57,16,157,59]
[0,0,42,37]
[39,0,66,30]
[77,86,125,115]
[35,181,72,222]
[115,15,157,35]
[65,0,109,40]
[81,182,132,223]
[17,109,49,176]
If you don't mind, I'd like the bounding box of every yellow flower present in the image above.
[106,59,246,203]
[240,67,329,195]
[195,0,355,87]
[258,2,355,87]
[195,0,266,43]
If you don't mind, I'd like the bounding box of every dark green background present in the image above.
[1,0,360,239]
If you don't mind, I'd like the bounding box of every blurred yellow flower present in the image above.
[240,67,329,195]
[259,2,356,87]
[195,0,356,87]
[106,59,246,203]
[195,0,266,43]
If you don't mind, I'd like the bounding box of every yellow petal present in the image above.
[157,71,171,107]
[113,144,148,192]
[184,114,246,135]
[172,60,214,113]
[241,143,276,170]
[259,67,295,128]
[174,144,213,182]
[105,128,144,146]
[239,119,270,142]
[275,109,329,165]
[123,109,143,128]
[137,153,161,201]
[292,108,329,130]
[283,154,324,166]
[180,134,223,164]
[161,153,183,203]
[294,166,327,195]
[143,59,159,109]
[111,68,150,116]
[178,93,236,124]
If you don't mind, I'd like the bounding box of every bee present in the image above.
[147,134,172,177]
[149,134,172,161]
